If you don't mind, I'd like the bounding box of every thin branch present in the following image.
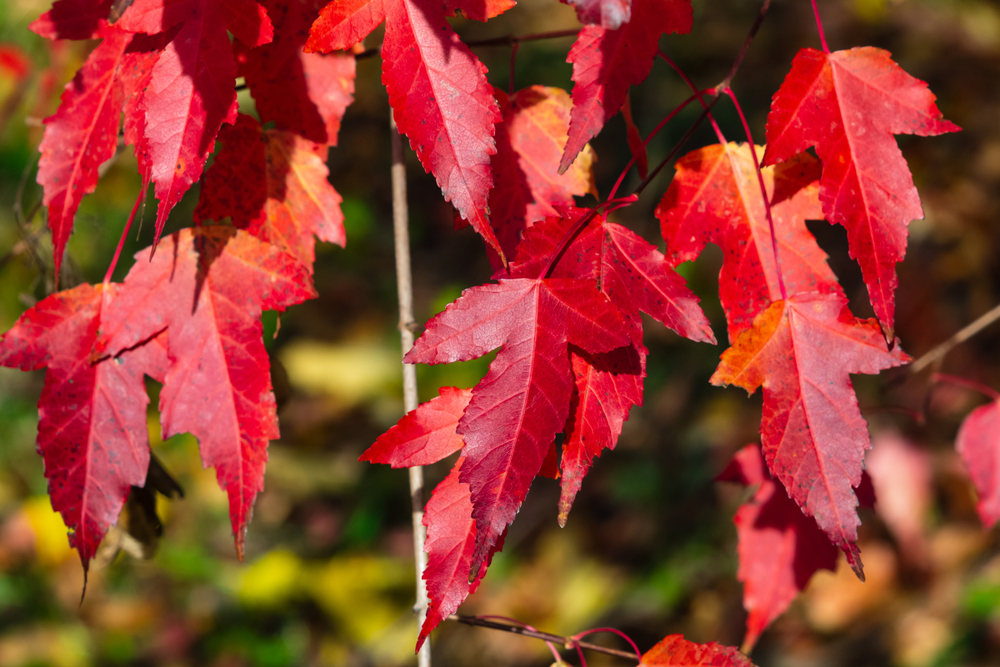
[718,0,772,92]
[351,29,580,61]
[449,615,641,661]
[390,111,430,667]
[931,372,1000,402]
[909,302,1000,374]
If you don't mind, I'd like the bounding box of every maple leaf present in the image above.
[194,113,346,267]
[36,26,130,283]
[639,634,756,667]
[955,399,1000,528]
[504,210,714,521]
[718,444,838,653]
[762,47,960,335]
[30,0,112,40]
[406,276,630,574]
[560,0,692,173]
[559,345,643,524]
[236,0,355,145]
[114,0,274,248]
[361,386,471,467]
[417,455,505,650]
[657,144,838,339]
[488,86,596,261]
[564,0,632,30]
[0,283,167,571]
[711,293,909,577]
[97,227,316,558]
[306,0,504,257]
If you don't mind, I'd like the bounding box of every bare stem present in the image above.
[449,615,641,661]
[810,0,830,53]
[390,111,430,667]
[909,301,1000,374]
[718,0,772,91]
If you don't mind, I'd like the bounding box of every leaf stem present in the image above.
[930,372,1000,402]
[104,179,148,285]
[810,0,830,53]
[657,50,726,144]
[449,615,641,661]
[722,87,786,301]
[607,90,702,203]
[390,111,430,667]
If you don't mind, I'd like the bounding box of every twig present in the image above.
[390,110,430,667]
[718,0,771,92]
[449,615,641,661]
[352,29,580,61]
[909,302,1000,374]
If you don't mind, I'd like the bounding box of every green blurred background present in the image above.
[1,0,1000,665]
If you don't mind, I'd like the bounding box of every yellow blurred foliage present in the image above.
[22,496,72,567]
[280,340,400,405]
[238,549,302,608]
[308,554,409,643]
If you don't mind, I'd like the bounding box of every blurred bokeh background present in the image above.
[1,0,1000,665]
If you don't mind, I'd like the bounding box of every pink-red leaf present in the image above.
[407,277,629,574]
[711,293,909,577]
[955,399,1000,528]
[489,86,596,261]
[237,0,356,145]
[362,386,471,467]
[381,0,502,256]
[657,143,838,339]
[417,456,504,650]
[639,634,756,667]
[304,0,386,53]
[37,26,130,284]
[719,444,838,653]
[193,114,346,267]
[559,345,644,524]
[97,227,316,558]
[565,0,632,30]
[0,283,167,571]
[560,0,692,172]
[762,47,959,335]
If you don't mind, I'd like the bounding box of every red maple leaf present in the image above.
[97,227,316,558]
[762,47,959,335]
[0,283,167,571]
[37,26,130,283]
[30,0,112,40]
[711,293,909,577]
[406,275,630,574]
[194,113,346,267]
[505,210,714,520]
[639,634,756,667]
[718,444,838,653]
[955,399,1000,528]
[114,0,274,248]
[560,0,692,173]
[236,0,355,145]
[417,455,505,650]
[488,86,596,261]
[657,144,838,339]
[306,0,505,257]
[360,386,471,467]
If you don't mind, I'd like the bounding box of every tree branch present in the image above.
[390,111,430,667]
[449,615,642,661]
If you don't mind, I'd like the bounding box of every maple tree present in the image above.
[4,0,997,663]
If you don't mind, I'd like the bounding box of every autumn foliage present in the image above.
[4,0,991,661]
